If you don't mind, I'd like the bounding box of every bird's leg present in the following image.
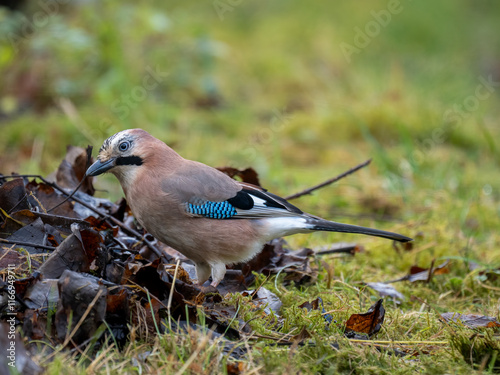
[209,262,227,287]
[195,261,211,285]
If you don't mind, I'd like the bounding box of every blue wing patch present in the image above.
[186,201,238,219]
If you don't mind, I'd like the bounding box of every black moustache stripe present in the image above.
[115,156,143,166]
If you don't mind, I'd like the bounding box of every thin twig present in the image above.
[477,279,500,292]
[7,192,29,214]
[284,159,372,200]
[346,339,448,345]
[1,174,166,261]
[0,238,55,251]
[167,259,181,312]
[315,243,358,256]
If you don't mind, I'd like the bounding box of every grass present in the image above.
[1,0,500,373]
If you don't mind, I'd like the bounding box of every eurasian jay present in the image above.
[86,129,412,287]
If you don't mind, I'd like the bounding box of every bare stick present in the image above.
[0,238,55,251]
[315,243,358,256]
[284,159,372,200]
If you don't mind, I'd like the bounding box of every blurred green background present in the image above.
[0,0,499,255]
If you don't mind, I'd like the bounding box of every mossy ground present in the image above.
[1,0,500,373]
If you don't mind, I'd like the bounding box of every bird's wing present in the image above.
[161,161,303,219]
[227,182,304,218]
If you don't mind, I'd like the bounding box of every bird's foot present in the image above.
[210,280,220,288]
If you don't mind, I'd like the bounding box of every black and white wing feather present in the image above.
[185,182,305,219]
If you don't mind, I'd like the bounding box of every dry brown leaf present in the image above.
[440,313,500,329]
[0,178,29,213]
[54,145,95,195]
[344,299,385,338]
[217,166,261,186]
[387,260,450,283]
[365,282,405,302]
[55,270,107,345]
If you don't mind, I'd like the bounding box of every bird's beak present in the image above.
[85,158,116,177]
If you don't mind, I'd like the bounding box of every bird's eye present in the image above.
[118,141,130,152]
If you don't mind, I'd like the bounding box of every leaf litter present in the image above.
[1,146,353,373]
[0,148,476,373]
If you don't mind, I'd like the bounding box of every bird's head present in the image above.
[86,128,155,180]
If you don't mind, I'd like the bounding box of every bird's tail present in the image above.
[307,218,412,243]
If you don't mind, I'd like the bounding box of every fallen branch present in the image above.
[284,159,372,200]
[315,243,358,256]
[0,238,55,251]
